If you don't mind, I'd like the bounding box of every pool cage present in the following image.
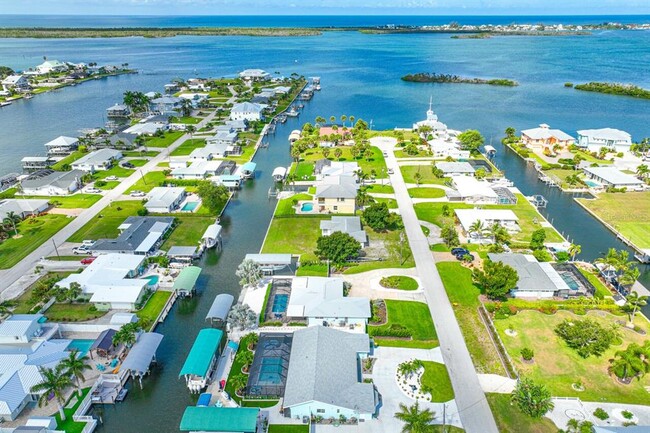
[263,278,292,323]
[244,333,293,399]
[551,263,596,297]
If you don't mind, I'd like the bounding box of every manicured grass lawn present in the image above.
[374,197,398,209]
[577,266,612,299]
[45,303,107,322]
[299,146,388,178]
[170,138,207,156]
[437,262,504,374]
[50,151,85,170]
[144,131,184,148]
[127,159,148,167]
[408,187,446,198]
[261,217,325,256]
[545,168,581,189]
[169,116,201,124]
[67,201,144,242]
[379,275,419,290]
[494,309,650,403]
[420,361,454,402]
[136,291,171,325]
[54,388,92,433]
[229,143,258,164]
[395,148,431,158]
[274,193,312,217]
[344,227,415,273]
[577,192,650,248]
[291,161,315,180]
[161,216,214,248]
[0,187,17,199]
[400,165,450,185]
[268,425,308,433]
[365,183,394,194]
[22,194,101,209]
[296,263,328,277]
[0,215,72,269]
[96,181,120,190]
[414,194,564,244]
[123,150,160,157]
[93,165,135,180]
[486,393,557,433]
[125,171,169,193]
[369,300,438,349]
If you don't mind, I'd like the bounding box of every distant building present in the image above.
[230,102,263,122]
[582,166,644,190]
[206,130,238,147]
[20,169,83,196]
[106,104,131,118]
[412,98,449,136]
[93,132,139,150]
[238,69,271,81]
[90,216,174,256]
[36,60,69,74]
[21,156,55,172]
[577,128,632,153]
[1,74,30,92]
[149,96,184,115]
[123,122,167,136]
[0,199,49,221]
[521,124,575,152]
[447,176,499,204]
[43,136,79,157]
[71,148,122,172]
[314,175,359,214]
[145,187,187,213]
[314,160,359,180]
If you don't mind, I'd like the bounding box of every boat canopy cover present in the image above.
[179,329,223,378]
[172,266,202,292]
[167,246,198,257]
[272,166,287,177]
[202,224,222,240]
[241,162,256,172]
[244,253,292,266]
[120,332,164,375]
[206,294,235,322]
[180,407,259,433]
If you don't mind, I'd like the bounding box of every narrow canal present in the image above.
[94,116,299,432]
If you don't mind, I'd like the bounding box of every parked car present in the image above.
[105,176,118,181]
[81,256,97,265]
[73,245,92,255]
[383,151,388,157]
[130,190,146,197]
[451,247,470,257]
[122,162,135,168]
[456,253,475,262]
[85,188,101,194]
[387,168,395,175]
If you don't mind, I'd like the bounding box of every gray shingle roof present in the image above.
[283,327,376,413]
[21,170,83,190]
[487,253,567,294]
[91,216,173,254]
[320,216,367,244]
[315,175,359,199]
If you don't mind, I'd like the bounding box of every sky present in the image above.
[2,0,650,16]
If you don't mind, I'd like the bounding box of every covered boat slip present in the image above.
[180,406,259,433]
[244,253,293,274]
[173,265,202,297]
[202,223,223,249]
[180,328,224,393]
[205,293,235,325]
[120,332,164,388]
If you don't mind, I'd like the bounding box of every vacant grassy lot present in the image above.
[299,146,388,178]
[268,426,308,433]
[67,201,144,242]
[486,393,557,433]
[125,171,169,193]
[45,303,107,322]
[344,227,415,273]
[494,309,650,403]
[261,217,325,256]
[144,131,184,148]
[127,159,149,167]
[577,192,650,249]
[437,262,504,374]
[161,215,214,248]
[290,161,315,180]
[369,299,438,349]
[420,361,455,402]
[22,194,101,209]
[93,165,135,180]
[400,165,450,185]
[0,215,72,269]
[170,138,207,156]
[374,197,398,209]
[365,183,394,194]
[408,187,446,198]
[136,291,171,325]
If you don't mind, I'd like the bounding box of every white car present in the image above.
[105,176,118,181]
[387,168,395,175]
[130,190,146,197]
[85,188,101,194]
[72,245,92,255]
[383,152,388,157]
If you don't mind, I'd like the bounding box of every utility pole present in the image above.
[52,239,60,261]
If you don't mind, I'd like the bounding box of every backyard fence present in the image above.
[477,305,519,379]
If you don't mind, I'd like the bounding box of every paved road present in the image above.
[0,108,223,299]
[376,139,499,433]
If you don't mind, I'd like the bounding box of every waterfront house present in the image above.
[0,198,49,221]
[412,99,449,136]
[314,175,359,214]
[36,60,69,74]
[164,83,180,94]
[43,135,79,157]
[90,216,174,256]
[1,74,30,92]
[57,253,148,310]
[93,132,139,150]
[123,121,167,136]
[320,216,368,246]
[577,128,632,153]
[179,329,224,392]
[207,130,238,147]
[427,138,470,160]
[239,68,271,81]
[180,407,260,433]
[20,169,83,196]
[0,314,54,344]
[106,103,131,118]
[71,148,122,172]
[149,96,184,115]
[455,208,520,243]
[582,166,644,190]
[21,156,55,172]
[225,119,248,131]
[230,102,263,122]
[521,124,575,152]
[287,277,371,329]
[447,176,499,204]
[435,161,476,177]
[314,159,359,180]
[282,326,378,421]
[172,161,221,179]
[145,187,187,213]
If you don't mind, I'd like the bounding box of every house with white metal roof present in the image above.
[0,199,49,221]
[320,216,367,246]
[577,128,632,153]
[1,74,30,92]
[43,136,79,157]
[207,130,238,147]
[582,166,644,190]
[71,148,122,172]
[149,96,184,115]
[521,124,575,151]
[238,69,270,81]
[282,326,378,421]
[123,122,167,136]
[314,175,359,214]
[455,208,519,243]
[447,176,498,204]
[145,187,187,213]
[313,160,359,180]
[20,170,83,196]
[171,161,222,179]
[230,102,263,122]
[36,60,68,74]
[435,161,476,176]
[90,216,174,256]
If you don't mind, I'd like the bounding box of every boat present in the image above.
[272,166,287,182]
[277,115,287,123]
[0,101,12,107]
[286,106,300,117]
[315,84,321,91]
[297,103,304,109]
[24,94,33,100]
[201,224,222,249]
[115,388,128,402]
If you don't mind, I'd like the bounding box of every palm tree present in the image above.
[180,98,193,117]
[510,378,554,418]
[349,115,355,127]
[315,116,326,127]
[235,259,262,288]
[244,332,258,351]
[636,164,648,179]
[329,115,336,125]
[394,401,435,433]
[609,343,648,381]
[3,211,21,236]
[413,172,422,186]
[31,364,74,421]
[568,243,581,261]
[623,292,648,326]
[290,145,301,163]
[340,115,347,127]
[469,219,485,237]
[236,349,255,372]
[505,127,516,139]
[322,147,330,159]
[60,350,92,396]
[619,266,640,287]
[333,148,342,161]
[66,282,82,303]
[229,374,248,397]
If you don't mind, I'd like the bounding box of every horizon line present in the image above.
[1,13,650,17]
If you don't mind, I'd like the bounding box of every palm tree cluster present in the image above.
[227,304,257,331]
[112,322,141,348]
[595,248,640,287]
[397,359,424,379]
[122,90,150,113]
[394,401,436,433]
[235,259,263,288]
[608,341,650,382]
[0,210,23,242]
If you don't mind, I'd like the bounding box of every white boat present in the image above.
[201,224,222,249]
[286,106,300,117]
[0,101,12,107]
[315,84,321,91]
[24,94,33,100]
[272,166,287,182]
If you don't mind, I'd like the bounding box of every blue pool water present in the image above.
[560,273,581,291]
[182,202,199,212]
[142,275,159,286]
[585,180,600,188]
[300,203,314,212]
[272,294,288,313]
[258,357,284,385]
[69,339,94,358]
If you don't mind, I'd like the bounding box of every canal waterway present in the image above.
[0,28,648,430]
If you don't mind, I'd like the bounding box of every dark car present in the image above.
[122,162,135,168]
[451,247,470,257]
[456,253,475,262]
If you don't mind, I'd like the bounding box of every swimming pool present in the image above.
[300,202,314,212]
[559,272,581,291]
[69,339,94,358]
[585,180,600,188]
[142,275,159,286]
[258,357,285,385]
[182,202,199,212]
[272,294,288,313]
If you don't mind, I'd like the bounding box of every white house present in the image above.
[149,96,184,115]
[230,102,263,122]
[206,130,238,147]
[36,60,69,74]
[57,254,149,310]
[172,161,222,179]
[412,98,449,136]
[455,208,520,243]
[287,277,371,329]
[0,199,49,221]
[0,314,52,345]
[145,187,187,213]
[577,128,632,153]
[123,122,167,136]
[43,136,79,157]
[20,170,83,196]
[428,138,470,160]
[582,166,644,190]
[282,326,378,421]
[314,160,359,180]
[1,74,30,92]
[448,176,499,204]
[435,161,475,176]
[71,148,122,172]
[238,69,270,81]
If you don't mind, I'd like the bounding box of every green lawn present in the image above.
[369,300,438,349]
[93,165,135,180]
[365,184,394,194]
[127,159,149,167]
[274,193,312,217]
[395,148,431,158]
[136,291,171,326]
[577,192,650,249]
[96,181,120,191]
[44,303,107,322]
[379,275,419,290]
[67,201,144,242]
[290,162,315,180]
[0,214,72,269]
[161,216,214,248]
[144,131,185,148]
[12,271,76,314]
[420,361,454,402]
[123,150,160,157]
[344,228,415,273]
[400,165,450,185]
[414,194,564,244]
[486,393,557,433]
[299,146,388,178]
[50,151,85,170]
[229,143,258,164]
[296,263,328,277]
[170,138,207,156]
[125,171,169,193]
[261,217,325,256]
[169,116,201,124]
[577,267,612,299]
[494,309,650,404]
[374,197,398,209]
[54,388,92,433]
[21,194,101,209]
[437,262,504,374]
[268,425,308,433]
[408,187,446,198]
